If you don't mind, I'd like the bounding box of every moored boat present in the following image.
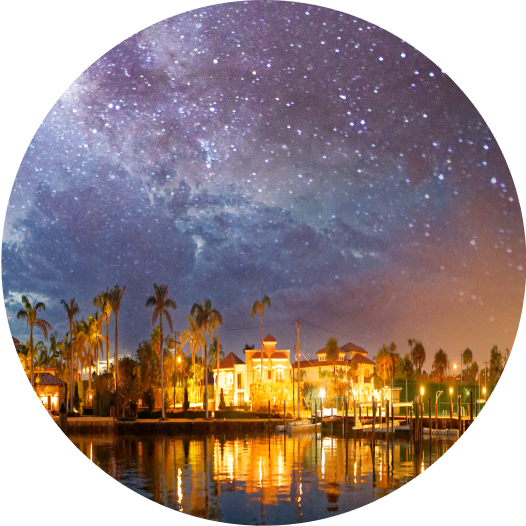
[285,420,321,435]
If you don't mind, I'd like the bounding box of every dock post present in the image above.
[458,395,462,436]
[314,400,318,429]
[284,400,286,429]
[450,402,453,431]
[470,391,473,426]
[386,399,390,438]
[268,400,271,427]
[320,397,323,422]
[420,401,424,442]
[428,398,431,435]
[435,402,438,431]
[354,400,357,429]
[371,396,376,446]
[413,397,420,443]
[344,397,348,437]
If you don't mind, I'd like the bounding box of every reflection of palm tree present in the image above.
[251,295,271,382]
[146,283,176,420]
[17,295,52,388]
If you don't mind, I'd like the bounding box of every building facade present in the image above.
[292,342,376,403]
[214,335,293,407]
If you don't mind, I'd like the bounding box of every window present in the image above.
[227,372,234,387]
[275,367,283,381]
[237,373,244,389]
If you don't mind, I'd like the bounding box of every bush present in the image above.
[219,388,226,412]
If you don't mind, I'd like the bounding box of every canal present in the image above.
[71,431,455,524]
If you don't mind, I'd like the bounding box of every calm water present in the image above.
[72,431,454,524]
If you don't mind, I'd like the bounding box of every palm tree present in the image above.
[412,341,426,375]
[61,298,80,411]
[462,348,473,377]
[375,345,391,383]
[17,295,52,388]
[432,349,449,382]
[210,309,223,409]
[34,341,49,369]
[180,315,202,367]
[387,342,399,381]
[86,315,106,404]
[93,290,112,374]
[251,294,271,382]
[191,297,221,419]
[146,283,176,420]
[108,284,126,409]
[325,337,340,376]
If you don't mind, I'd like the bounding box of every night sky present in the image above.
[3,0,524,369]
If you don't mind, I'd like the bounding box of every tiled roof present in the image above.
[263,334,277,343]
[351,355,375,366]
[270,351,288,360]
[317,341,367,355]
[219,352,245,369]
[316,347,340,355]
[35,372,64,387]
[340,342,367,354]
[292,356,374,368]
[251,351,269,360]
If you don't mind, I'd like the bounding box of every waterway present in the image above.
[71,431,455,524]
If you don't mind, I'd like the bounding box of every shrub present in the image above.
[219,388,227,412]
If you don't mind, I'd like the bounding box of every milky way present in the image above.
[3,0,524,368]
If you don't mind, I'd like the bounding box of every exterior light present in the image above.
[420,387,424,396]
[449,388,453,394]
[320,389,325,399]
[177,356,181,363]
[453,363,457,369]
[483,388,486,394]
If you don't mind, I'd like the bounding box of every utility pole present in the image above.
[296,319,301,421]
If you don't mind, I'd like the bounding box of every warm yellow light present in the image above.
[483,388,486,394]
[320,389,325,399]
[177,356,181,363]
[449,388,453,394]
[420,387,424,395]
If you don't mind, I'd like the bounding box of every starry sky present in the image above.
[3,0,524,370]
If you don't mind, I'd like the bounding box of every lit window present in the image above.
[276,367,283,381]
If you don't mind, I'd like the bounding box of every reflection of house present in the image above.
[213,335,293,406]
[292,342,375,402]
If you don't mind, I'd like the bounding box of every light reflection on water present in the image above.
[72,432,454,524]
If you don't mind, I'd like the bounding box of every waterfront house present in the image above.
[11,336,65,412]
[292,342,375,403]
[213,335,293,406]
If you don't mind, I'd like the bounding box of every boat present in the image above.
[285,419,322,435]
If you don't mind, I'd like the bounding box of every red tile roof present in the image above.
[35,372,64,387]
[263,334,277,343]
[219,352,245,369]
[270,352,288,360]
[316,341,367,355]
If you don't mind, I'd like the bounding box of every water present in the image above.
[71,432,454,524]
